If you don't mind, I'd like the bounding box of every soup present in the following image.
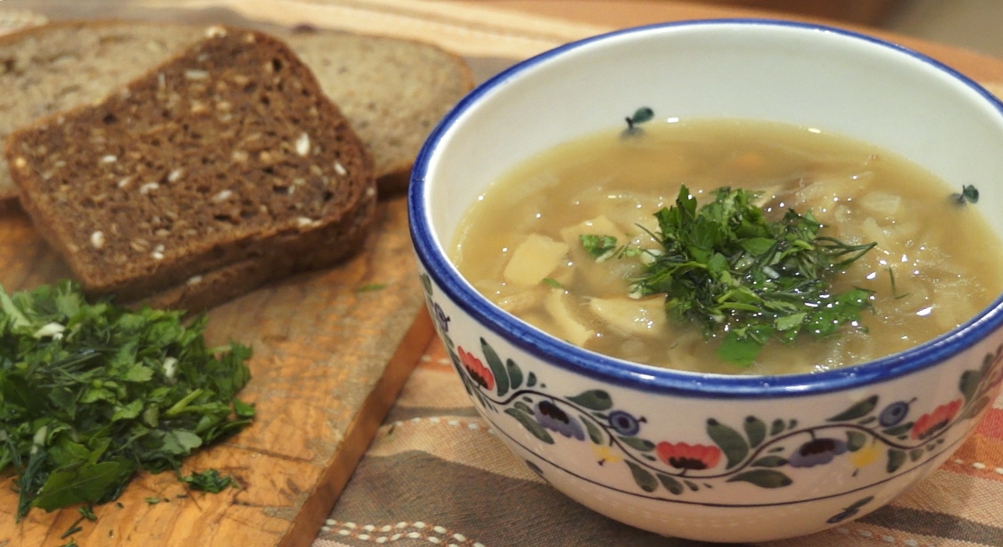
[451,119,1003,375]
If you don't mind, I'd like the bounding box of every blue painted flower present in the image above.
[534,400,585,440]
[433,302,450,333]
[608,410,643,436]
[788,437,848,468]
[879,400,911,427]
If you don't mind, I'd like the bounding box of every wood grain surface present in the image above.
[0,194,433,547]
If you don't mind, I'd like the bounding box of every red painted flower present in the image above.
[911,399,962,440]
[656,441,722,471]
[458,346,494,391]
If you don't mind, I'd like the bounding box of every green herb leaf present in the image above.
[580,234,618,259]
[78,505,97,521]
[355,283,387,293]
[953,184,979,204]
[630,107,655,125]
[630,185,875,365]
[0,281,253,520]
[180,469,238,493]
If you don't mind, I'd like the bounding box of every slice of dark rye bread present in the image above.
[0,20,473,199]
[4,26,377,309]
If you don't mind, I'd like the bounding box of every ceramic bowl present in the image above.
[407,19,1003,542]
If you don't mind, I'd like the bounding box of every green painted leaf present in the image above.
[514,401,533,414]
[506,359,523,390]
[726,469,792,489]
[846,430,867,452]
[959,369,981,404]
[581,415,604,444]
[847,496,875,511]
[881,422,914,436]
[480,338,509,396]
[505,408,554,444]
[684,480,699,492]
[625,460,658,493]
[770,418,785,436]
[618,436,655,452]
[657,473,684,495]
[887,449,907,473]
[962,395,990,421]
[706,419,749,469]
[750,456,787,468]
[827,395,878,422]
[909,448,925,462]
[743,416,767,448]
[568,390,613,411]
[527,372,537,387]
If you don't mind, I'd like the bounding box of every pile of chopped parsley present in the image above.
[0,281,253,520]
[582,185,876,366]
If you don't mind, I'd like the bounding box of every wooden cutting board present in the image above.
[0,194,434,546]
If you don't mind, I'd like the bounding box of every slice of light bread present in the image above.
[0,20,473,199]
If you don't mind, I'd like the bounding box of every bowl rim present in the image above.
[408,18,1003,399]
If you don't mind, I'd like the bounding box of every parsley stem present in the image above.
[164,389,204,417]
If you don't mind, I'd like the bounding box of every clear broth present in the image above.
[451,119,1003,375]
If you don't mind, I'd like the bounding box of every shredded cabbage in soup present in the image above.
[451,119,1003,375]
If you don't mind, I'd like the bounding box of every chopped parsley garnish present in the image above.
[0,281,253,520]
[623,107,655,137]
[79,505,97,521]
[580,234,619,260]
[625,106,654,130]
[585,185,877,366]
[542,278,563,289]
[579,234,644,263]
[180,469,239,493]
[355,283,387,293]
[952,184,979,204]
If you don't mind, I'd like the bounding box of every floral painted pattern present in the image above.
[458,347,494,391]
[420,273,1003,499]
[656,442,721,470]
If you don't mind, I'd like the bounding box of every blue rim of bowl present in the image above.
[408,18,1003,399]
